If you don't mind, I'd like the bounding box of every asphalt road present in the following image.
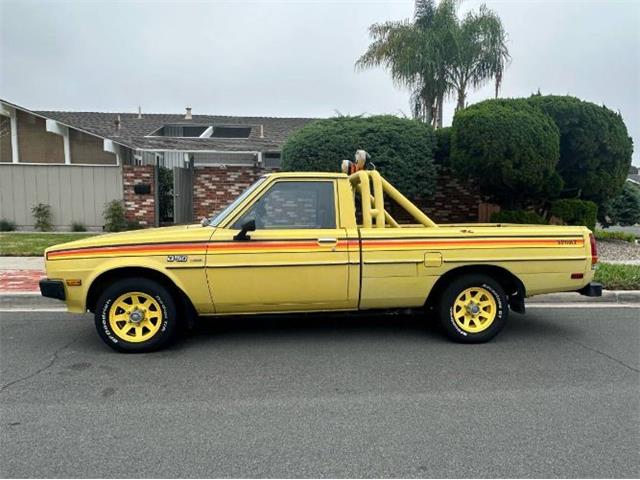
[1,307,639,478]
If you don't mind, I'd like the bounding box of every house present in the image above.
[0,99,314,229]
[1,98,486,231]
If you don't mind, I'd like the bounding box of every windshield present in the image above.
[208,177,268,227]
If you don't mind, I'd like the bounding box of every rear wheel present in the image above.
[95,278,178,353]
[437,274,508,343]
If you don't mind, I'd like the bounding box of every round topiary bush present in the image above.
[281,115,437,199]
[450,99,562,208]
[550,198,598,231]
[527,95,633,205]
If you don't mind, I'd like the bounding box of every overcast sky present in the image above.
[1,0,638,165]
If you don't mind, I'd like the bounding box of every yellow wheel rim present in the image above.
[452,287,497,334]
[108,292,163,343]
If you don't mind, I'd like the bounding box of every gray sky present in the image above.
[1,0,638,165]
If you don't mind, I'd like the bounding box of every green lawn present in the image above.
[0,233,98,256]
[594,262,640,290]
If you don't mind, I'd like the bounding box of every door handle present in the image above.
[317,237,338,246]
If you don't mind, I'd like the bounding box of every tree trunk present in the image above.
[436,95,444,129]
[455,89,466,112]
[423,96,433,126]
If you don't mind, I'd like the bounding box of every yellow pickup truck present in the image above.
[40,170,601,352]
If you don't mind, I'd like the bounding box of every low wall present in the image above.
[123,164,157,227]
[0,164,123,230]
[192,165,277,220]
[192,165,483,224]
[419,166,484,223]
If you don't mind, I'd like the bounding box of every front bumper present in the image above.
[39,279,66,301]
[578,282,603,297]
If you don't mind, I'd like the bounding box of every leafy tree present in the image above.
[527,95,634,205]
[356,0,509,127]
[600,182,640,227]
[450,99,561,208]
[282,115,437,198]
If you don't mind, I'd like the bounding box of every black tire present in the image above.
[94,277,178,353]
[437,274,508,343]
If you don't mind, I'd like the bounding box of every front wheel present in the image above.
[94,278,178,353]
[437,274,508,343]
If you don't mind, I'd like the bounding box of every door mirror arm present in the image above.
[233,219,256,241]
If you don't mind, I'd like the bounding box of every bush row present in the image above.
[0,200,141,233]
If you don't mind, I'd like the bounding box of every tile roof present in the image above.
[33,110,317,152]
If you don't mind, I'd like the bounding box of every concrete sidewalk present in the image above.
[0,257,44,270]
[0,257,44,293]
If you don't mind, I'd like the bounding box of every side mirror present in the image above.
[233,219,256,241]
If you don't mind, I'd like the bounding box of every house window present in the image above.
[263,152,281,168]
[182,126,208,137]
[148,125,252,139]
[211,126,251,138]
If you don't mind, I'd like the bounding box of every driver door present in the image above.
[206,179,353,313]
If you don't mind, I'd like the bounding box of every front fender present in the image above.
[46,256,212,314]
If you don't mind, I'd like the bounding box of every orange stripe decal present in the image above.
[47,237,583,259]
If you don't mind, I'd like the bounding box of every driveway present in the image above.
[1,307,639,478]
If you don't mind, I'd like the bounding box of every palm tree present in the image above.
[356,0,510,125]
[448,5,510,112]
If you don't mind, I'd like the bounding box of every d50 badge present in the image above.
[167,255,188,263]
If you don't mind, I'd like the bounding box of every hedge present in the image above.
[550,198,598,231]
[450,99,561,208]
[282,115,437,199]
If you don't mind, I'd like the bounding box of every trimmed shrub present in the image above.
[434,126,451,166]
[0,219,16,231]
[551,198,598,231]
[594,229,637,243]
[71,222,87,232]
[282,115,437,199]
[451,99,561,208]
[490,210,547,225]
[600,182,640,227]
[527,95,633,205]
[31,203,53,232]
[103,200,127,232]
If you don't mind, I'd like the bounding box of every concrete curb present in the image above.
[1,290,639,310]
[526,290,640,304]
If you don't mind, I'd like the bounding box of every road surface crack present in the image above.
[566,337,640,374]
[0,335,81,393]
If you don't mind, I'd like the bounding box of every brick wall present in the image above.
[192,165,483,225]
[193,165,277,220]
[418,166,483,223]
[123,165,156,226]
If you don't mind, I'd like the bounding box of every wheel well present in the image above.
[86,267,197,320]
[425,265,526,313]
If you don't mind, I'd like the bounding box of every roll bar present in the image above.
[348,170,438,228]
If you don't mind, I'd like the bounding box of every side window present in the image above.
[233,181,336,229]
